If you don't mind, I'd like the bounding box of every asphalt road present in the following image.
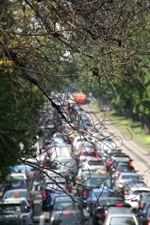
[32,105,150,224]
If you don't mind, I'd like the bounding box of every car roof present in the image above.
[54,209,81,215]
[119,172,139,175]
[9,173,27,177]
[98,196,124,202]
[4,188,28,193]
[130,187,150,191]
[92,188,114,192]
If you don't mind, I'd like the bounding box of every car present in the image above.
[86,188,115,216]
[112,163,137,180]
[93,202,133,225]
[77,173,113,205]
[103,212,139,225]
[41,183,67,211]
[0,198,33,225]
[0,180,29,197]
[2,189,34,209]
[100,142,118,158]
[59,160,79,185]
[104,150,123,171]
[50,209,85,225]
[114,172,144,191]
[44,173,73,193]
[139,191,150,211]
[121,179,147,196]
[54,156,73,168]
[138,207,150,225]
[6,172,27,181]
[77,147,98,164]
[138,201,150,218]
[124,187,150,210]
[82,157,106,172]
[110,153,134,171]
[50,195,83,218]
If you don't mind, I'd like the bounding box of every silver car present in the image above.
[114,172,143,191]
[103,212,139,225]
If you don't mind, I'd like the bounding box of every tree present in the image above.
[0,0,150,182]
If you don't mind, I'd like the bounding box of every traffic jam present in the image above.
[0,96,150,225]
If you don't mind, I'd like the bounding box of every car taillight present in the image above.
[67,183,71,187]
[102,167,107,173]
[91,201,96,204]
[28,200,33,206]
[116,203,123,207]
[147,220,150,225]
[82,189,88,196]
[42,192,46,198]
[128,161,132,166]
[124,190,129,195]
[106,159,109,164]
[131,199,137,202]
[96,210,103,215]
[114,171,120,177]
[104,211,107,217]
[63,211,70,215]
[109,160,113,164]
[140,203,144,209]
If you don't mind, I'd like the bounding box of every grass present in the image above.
[89,102,150,151]
[104,110,150,151]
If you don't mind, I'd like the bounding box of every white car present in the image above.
[7,173,27,181]
[82,157,106,172]
[1,197,33,225]
[124,186,150,209]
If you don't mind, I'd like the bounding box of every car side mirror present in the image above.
[25,206,31,212]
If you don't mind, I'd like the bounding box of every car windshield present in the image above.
[125,181,145,188]
[115,157,130,162]
[4,190,28,199]
[108,206,132,213]
[53,212,82,224]
[141,193,150,201]
[92,190,113,199]
[99,198,123,206]
[117,166,132,171]
[0,204,22,214]
[133,190,150,195]
[88,161,103,166]
[84,177,112,188]
[54,202,77,211]
[121,175,140,180]
[110,217,136,225]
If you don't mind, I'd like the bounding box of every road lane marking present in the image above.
[39,212,45,225]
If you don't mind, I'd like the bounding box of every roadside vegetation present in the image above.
[90,101,150,151]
